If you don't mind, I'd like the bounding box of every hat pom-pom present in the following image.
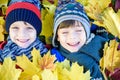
[9,0,41,10]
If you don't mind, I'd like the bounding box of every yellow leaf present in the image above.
[100,40,120,72]
[102,7,120,38]
[63,62,91,80]
[16,55,40,80]
[41,69,58,80]
[54,60,71,80]
[41,0,56,44]
[0,57,21,80]
[0,0,8,7]
[83,0,111,26]
[32,75,40,80]
[76,0,88,6]
[0,17,6,41]
[31,48,41,67]
[39,51,56,71]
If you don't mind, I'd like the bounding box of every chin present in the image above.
[69,50,79,53]
[19,45,29,48]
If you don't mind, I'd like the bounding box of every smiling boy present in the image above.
[0,0,48,62]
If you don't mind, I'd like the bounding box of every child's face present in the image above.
[9,21,37,48]
[57,21,86,52]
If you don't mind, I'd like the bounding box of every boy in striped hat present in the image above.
[51,0,107,79]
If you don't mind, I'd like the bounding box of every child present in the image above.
[0,0,48,62]
[51,0,108,79]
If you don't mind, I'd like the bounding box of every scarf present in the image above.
[59,35,106,79]
[0,36,48,62]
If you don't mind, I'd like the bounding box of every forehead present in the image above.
[11,21,29,25]
[10,21,34,27]
[59,20,83,29]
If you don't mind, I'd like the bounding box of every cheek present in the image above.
[29,32,37,40]
[80,33,87,42]
[57,34,66,42]
[27,30,37,36]
[9,31,16,37]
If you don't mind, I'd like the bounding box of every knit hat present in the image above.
[5,0,41,35]
[52,0,91,47]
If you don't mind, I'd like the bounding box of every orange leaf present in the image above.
[39,51,56,71]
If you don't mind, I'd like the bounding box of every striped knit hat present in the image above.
[6,0,41,35]
[52,0,91,47]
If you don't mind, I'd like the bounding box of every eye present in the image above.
[76,30,82,32]
[11,26,19,30]
[62,31,68,34]
[27,27,34,30]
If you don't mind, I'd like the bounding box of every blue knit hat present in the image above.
[52,0,91,47]
[6,0,41,35]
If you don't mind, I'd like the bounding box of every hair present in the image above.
[58,20,84,29]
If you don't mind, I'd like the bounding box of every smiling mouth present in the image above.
[17,39,29,43]
[67,42,80,46]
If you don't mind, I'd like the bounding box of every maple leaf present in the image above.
[82,0,111,27]
[32,75,40,80]
[0,0,8,6]
[41,69,58,80]
[100,40,120,72]
[54,60,71,80]
[16,54,41,80]
[39,51,56,71]
[0,17,6,41]
[62,62,91,80]
[0,57,21,80]
[31,48,41,67]
[16,48,56,80]
[76,0,88,6]
[102,7,120,38]
[41,1,56,44]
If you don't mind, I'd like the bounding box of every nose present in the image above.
[68,32,76,40]
[18,29,26,37]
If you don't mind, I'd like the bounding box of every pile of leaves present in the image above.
[0,48,91,80]
[100,40,120,80]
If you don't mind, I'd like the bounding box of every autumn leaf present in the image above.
[39,51,56,71]
[41,69,58,80]
[41,1,56,44]
[54,60,71,80]
[0,17,6,41]
[102,7,120,38]
[41,0,56,44]
[0,57,21,80]
[0,0,8,6]
[16,55,41,80]
[0,48,91,80]
[32,75,40,80]
[83,0,111,27]
[100,40,120,72]
[31,48,41,67]
[63,62,91,80]
[76,0,88,6]
[54,60,91,80]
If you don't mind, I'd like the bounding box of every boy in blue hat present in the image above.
[0,0,48,62]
